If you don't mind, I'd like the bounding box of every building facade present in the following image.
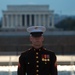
[2,5,54,31]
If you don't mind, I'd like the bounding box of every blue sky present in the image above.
[0,0,75,18]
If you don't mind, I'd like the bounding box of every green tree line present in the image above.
[55,17,75,30]
[0,19,2,28]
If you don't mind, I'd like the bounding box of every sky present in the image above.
[0,0,75,18]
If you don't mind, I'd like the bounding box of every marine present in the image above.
[17,26,58,75]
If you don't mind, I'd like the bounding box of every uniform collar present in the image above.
[31,46,44,51]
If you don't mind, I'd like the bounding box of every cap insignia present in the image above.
[34,27,38,29]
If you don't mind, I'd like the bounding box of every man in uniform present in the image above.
[17,26,58,75]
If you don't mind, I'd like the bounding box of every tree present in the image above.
[55,17,75,30]
[0,18,2,28]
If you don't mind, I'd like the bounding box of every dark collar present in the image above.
[31,46,44,51]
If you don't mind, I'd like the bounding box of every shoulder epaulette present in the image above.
[44,48,54,53]
[21,48,31,54]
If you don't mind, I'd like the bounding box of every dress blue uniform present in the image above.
[17,26,58,75]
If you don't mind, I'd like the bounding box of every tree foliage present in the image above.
[0,18,2,28]
[55,17,75,30]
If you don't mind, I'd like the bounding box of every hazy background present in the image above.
[0,0,75,18]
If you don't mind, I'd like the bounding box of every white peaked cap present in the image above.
[27,26,46,33]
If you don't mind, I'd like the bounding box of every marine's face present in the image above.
[30,36,44,48]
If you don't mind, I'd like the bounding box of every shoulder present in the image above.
[44,48,55,53]
[19,48,32,58]
[44,48,56,56]
[21,48,31,55]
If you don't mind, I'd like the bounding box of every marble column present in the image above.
[18,15,20,27]
[38,14,41,26]
[6,15,9,28]
[43,14,46,26]
[11,15,14,28]
[45,15,47,27]
[2,14,5,28]
[41,15,43,26]
[15,15,18,28]
[20,15,22,27]
[47,14,50,28]
[36,15,38,26]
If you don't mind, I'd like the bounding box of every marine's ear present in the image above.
[30,36,33,42]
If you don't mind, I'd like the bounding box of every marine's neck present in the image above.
[32,45,43,49]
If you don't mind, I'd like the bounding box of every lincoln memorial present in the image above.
[2,5,54,31]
